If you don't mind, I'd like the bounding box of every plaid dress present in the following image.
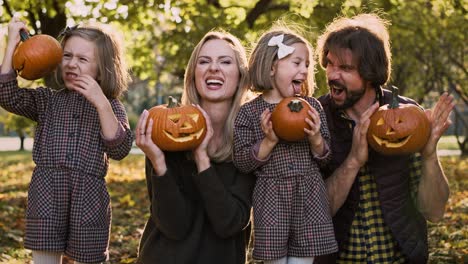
[0,72,133,262]
[233,96,338,260]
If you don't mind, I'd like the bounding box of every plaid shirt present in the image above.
[338,154,422,263]
[233,95,337,260]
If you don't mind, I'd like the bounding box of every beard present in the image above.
[329,80,366,110]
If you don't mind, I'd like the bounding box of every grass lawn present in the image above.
[0,151,466,263]
[438,135,465,151]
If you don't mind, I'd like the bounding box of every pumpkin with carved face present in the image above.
[147,97,206,151]
[367,87,430,155]
[271,97,313,142]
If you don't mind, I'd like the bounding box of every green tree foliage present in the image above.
[1,0,466,118]
[1,0,67,88]
[387,0,467,101]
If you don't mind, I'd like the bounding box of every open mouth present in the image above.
[206,79,223,85]
[205,78,224,90]
[65,72,78,80]
[329,80,347,97]
[333,87,344,96]
[292,79,303,95]
[329,82,345,96]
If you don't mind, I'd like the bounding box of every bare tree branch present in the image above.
[448,54,468,76]
[246,0,272,28]
[3,0,13,18]
[245,0,290,28]
[26,9,39,33]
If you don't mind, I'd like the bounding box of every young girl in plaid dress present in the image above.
[233,24,337,264]
[0,18,133,263]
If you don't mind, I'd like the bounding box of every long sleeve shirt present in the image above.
[138,151,255,264]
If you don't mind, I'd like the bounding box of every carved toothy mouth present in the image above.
[371,134,411,148]
[163,128,205,142]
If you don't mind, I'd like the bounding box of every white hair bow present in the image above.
[268,34,295,59]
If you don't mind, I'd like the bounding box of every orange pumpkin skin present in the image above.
[271,97,313,142]
[147,99,207,151]
[367,93,430,155]
[13,34,63,80]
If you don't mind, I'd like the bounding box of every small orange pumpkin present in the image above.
[147,96,207,151]
[271,97,313,142]
[367,86,430,155]
[13,29,63,80]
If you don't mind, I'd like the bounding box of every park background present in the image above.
[0,0,466,263]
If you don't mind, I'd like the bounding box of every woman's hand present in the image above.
[193,105,212,173]
[136,109,167,176]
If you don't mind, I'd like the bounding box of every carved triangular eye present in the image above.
[376,117,385,126]
[188,114,199,122]
[168,114,181,123]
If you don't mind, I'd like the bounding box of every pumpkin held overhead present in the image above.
[13,29,62,80]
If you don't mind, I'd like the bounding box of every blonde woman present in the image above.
[135,30,254,264]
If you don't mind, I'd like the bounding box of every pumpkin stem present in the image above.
[287,99,304,112]
[389,86,400,109]
[167,96,180,108]
[19,29,30,42]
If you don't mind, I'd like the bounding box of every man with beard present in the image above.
[315,13,454,263]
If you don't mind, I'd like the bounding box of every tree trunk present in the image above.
[19,135,25,151]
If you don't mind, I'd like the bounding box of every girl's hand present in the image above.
[193,105,212,172]
[136,109,167,176]
[7,17,27,49]
[304,107,322,146]
[67,74,107,108]
[1,17,28,74]
[261,108,278,144]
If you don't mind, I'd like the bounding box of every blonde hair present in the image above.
[249,22,315,96]
[56,23,130,98]
[182,30,249,162]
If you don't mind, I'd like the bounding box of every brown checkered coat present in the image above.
[0,72,133,262]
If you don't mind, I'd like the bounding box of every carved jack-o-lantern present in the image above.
[147,97,206,151]
[367,87,430,155]
[271,97,313,142]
